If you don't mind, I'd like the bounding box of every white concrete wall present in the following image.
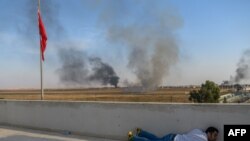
[0,100,249,141]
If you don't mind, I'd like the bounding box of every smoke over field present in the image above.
[95,0,183,90]
[23,0,182,89]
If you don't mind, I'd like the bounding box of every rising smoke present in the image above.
[23,0,182,89]
[95,1,182,90]
[233,49,250,83]
[57,47,119,87]
[57,47,89,86]
[89,57,119,87]
[24,0,120,87]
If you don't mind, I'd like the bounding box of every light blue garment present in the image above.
[132,129,176,141]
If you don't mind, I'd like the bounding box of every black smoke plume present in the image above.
[57,47,89,86]
[89,57,119,87]
[57,48,119,87]
[23,0,181,89]
[91,0,183,90]
[24,0,119,88]
[233,50,250,83]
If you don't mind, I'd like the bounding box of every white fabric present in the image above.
[174,129,208,141]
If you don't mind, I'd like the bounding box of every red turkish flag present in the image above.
[38,9,47,61]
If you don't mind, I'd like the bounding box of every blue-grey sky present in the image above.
[0,0,250,89]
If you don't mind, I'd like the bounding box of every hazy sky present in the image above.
[0,0,250,89]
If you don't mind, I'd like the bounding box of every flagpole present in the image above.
[38,0,44,100]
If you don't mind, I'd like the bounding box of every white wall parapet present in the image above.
[0,100,249,141]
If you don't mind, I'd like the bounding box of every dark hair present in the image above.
[205,127,219,134]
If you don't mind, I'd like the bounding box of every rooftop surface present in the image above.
[0,126,120,141]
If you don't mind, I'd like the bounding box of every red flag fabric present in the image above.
[38,9,47,61]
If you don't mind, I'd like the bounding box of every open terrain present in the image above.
[0,87,196,102]
[0,87,233,103]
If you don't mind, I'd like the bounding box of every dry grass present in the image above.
[0,87,227,103]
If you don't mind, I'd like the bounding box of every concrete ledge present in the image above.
[0,125,119,141]
[0,100,250,141]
